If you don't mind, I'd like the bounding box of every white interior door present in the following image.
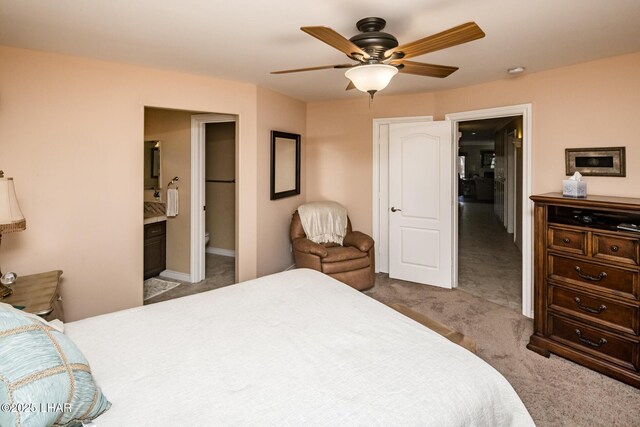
[388,121,453,288]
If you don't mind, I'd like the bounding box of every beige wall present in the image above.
[145,108,195,273]
[205,122,236,252]
[307,52,640,235]
[256,87,306,276]
[0,45,259,321]
[306,94,436,232]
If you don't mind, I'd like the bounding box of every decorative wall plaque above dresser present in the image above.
[528,193,640,388]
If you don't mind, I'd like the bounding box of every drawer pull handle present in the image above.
[574,297,606,314]
[610,245,619,252]
[562,238,571,244]
[575,329,607,348]
[574,266,607,282]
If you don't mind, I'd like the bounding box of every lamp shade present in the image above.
[345,64,398,94]
[0,175,26,234]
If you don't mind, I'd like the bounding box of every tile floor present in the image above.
[144,253,235,305]
[457,199,522,311]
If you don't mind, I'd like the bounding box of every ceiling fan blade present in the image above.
[395,60,458,78]
[385,22,485,60]
[271,64,354,74]
[301,26,370,59]
[346,81,355,91]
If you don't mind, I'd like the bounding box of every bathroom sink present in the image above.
[144,201,167,224]
[144,213,166,225]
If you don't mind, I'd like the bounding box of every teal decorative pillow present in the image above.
[0,303,111,427]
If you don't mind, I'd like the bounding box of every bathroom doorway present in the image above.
[142,108,238,305]
[203,121,236,285]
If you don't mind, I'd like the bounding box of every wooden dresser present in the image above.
[528,193,640,388]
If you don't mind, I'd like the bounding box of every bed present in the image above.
[55,269,534,425]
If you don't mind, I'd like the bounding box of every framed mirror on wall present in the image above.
[270,131,301,200]
[144,140,161,190]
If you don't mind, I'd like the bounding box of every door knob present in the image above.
[391,207,402,212]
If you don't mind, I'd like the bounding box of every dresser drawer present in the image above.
[548,227,586,255]
[548,285,639,335]
[593,233,639,266]
[549,255,638,299]
[548,315,639,371]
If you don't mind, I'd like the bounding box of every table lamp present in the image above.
[0,170,26,298]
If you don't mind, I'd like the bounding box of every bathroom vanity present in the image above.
[144,220,166,279]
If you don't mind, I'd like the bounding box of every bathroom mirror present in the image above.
[144,140,161,190]
[270,131,300,200]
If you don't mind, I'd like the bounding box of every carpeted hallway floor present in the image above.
[458,199,522,311]
[366,274,640,427]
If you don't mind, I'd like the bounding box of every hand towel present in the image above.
[167,188,179,217]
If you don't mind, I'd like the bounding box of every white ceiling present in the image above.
[1,0,639,102]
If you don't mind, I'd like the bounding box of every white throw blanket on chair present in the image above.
[298,201,347,245]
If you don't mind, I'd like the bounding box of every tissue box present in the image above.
[563,180,587,198]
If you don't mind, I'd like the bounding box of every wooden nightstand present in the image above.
[2,270,64,321]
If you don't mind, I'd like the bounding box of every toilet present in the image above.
[204,231,210,247]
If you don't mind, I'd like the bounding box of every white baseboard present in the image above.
[159,270,191,282]
[206,246,236,257]
[284,264,296,271]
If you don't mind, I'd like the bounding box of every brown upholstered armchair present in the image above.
[290,211,375,291]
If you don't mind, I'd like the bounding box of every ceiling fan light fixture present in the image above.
[344,64,398,96]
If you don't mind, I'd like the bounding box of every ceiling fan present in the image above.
[272,17,485,98]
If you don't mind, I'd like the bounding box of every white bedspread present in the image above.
[66,269,534,426]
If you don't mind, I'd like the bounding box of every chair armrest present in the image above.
[343,231,374,252]
[292,238,328,258]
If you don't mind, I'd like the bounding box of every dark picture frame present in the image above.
[480,150,495,168]
[270,131,301,200]
[565,147,626,177]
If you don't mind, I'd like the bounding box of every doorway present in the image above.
[373,104,533,317]
[190,114,238,284]
[203,121,236,287]
[142,108,238,305]
[447,104,532,317]
[456,116,523,311]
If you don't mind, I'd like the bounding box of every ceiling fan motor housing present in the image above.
[349,17,398,61]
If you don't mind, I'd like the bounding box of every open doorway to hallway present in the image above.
[457,116,523,311]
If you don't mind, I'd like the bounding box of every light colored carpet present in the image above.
[458,200,522,311]
[365,274,640,427]
[143,278,181,301]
